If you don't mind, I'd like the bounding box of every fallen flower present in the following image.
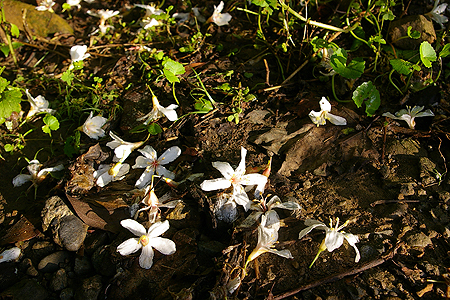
[35,0,55,12]
[382,106,434,129]
[117,219,176,269]
[137,94,178,125]
[25,89,55,119]
[173,7,206,24]
[13,159,64,187]
[244,214,293,273]
[70,45,90,63]
[132,145,181,189]
[309,97,347,126]
[106,132,145,162]
[87,9,120,34]
[0,247,21,263]
[298,217,360,268]
[81,111,107,139]
[245,195,301,228]
[200,147,268,211]
[426,0,448,28]
[210,1,232,26]
[94,163,130,187]
[135,4,164,29]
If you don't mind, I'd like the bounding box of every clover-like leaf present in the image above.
[390,59,420,75]
[0,82,22,125]
[147,122,163,135]
[352,81,380,116]
[420,41,437,68]
[163,59,185,84]
[330,48,365,79]
[439,44,450,58]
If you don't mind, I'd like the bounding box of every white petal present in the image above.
[149,237,176,255]
[158,146,181,165]
[264,210,280,231]
[12,174,33,187]
[159,200,182,208]
[120,219,147,236]
[344,232,361,262]
[298,220,327,239]
[272,201,301,211]
[117,238,142,255]
[0,247,21,263]
[156,165,176,179]
[309,110,325,126]
[232,184,251,211]
[147,220,170,238]
[116,163,130,178]
[158,104,178,121]
[240,173,267,186]
[96,172,112,187]
[135,168,154,189]
[382,112,397,119]
[324,230,345,252]
[326,113,347,126]
[132,156,152,169]
[139,245,154,269]
[319,97,332,112]
[211,161,234,179]
[106,132,123,149]
[266,248,293,259]
[200,178,231,191]
[416,109,434,118]
[234,147,247,176]
[138,145,158,160]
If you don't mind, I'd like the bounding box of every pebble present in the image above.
[38,251,71,273]
[0,278,48,300]
[50,268,68,291]
[60,287,74,300]
[91,246,116,277]
[74,274,102,300]
[74,256,92,275]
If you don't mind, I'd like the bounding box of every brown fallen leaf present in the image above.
[416,283,433,297]
[0,216,41,246]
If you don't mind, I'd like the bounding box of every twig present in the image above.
[370,199,420,207]
[264,58,270,87]
[272,242,403,300]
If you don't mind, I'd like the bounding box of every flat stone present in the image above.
[50,268,68,291]
[388,15,436,49]
[38,251,71,273]
[246,110,271,125]
[60,288,74,300]
[0,278,48,300]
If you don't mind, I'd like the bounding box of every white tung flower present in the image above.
[66,0,81,9]
[309,97,347,126]
[87,9,120,34]
[117,219,176,269]
[245,214,293,272]
[25,89,55,119]
[200,147,268,211]
[0,247,21,263]
[70,45,90,63]
[35,0,56,12]
[173,7,206,24]
[106,132,145,162]
[94,163,130,187]
[382,106,434,129]
[426,0,448,28]
[210,1,232,26]
[81,111,107,140]
[298,218,360,268]
[135,4,164,29]
[132,145,181,189]
[137,95,178,125]
[13,159,64,187]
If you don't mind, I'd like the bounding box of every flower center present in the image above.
[139,235,149,246]
[230,175,240,184]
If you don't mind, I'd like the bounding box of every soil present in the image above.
[1,0,450,300]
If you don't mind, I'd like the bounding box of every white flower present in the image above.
[309,97,347,126]
[200,147,268,211]
[35,0,55,12]
[13,159,64,187]
[210,1,232,26]
[382,106,434,129]
[137,95,178,125]
[245,214,293,272]
[94,163,130,187]
[81,111,107,139]
[70,45,90,63]
[173,7,206,24]
[106,132,145,162]
[25,89,55,119]
[298,218,360,267]
[87,9,120,34]
[117,219,176,269]
[135,184,181,222]
[135,4,164,29]
[426,0,448,28]
[66,0,81,9]
[132,145,181,189]
[0,247,21,263]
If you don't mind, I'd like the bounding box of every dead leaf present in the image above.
[0,216,40,245]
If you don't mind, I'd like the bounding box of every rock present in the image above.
[399,183,415,197]
[406,232,432,248]
[91,245,116,277]
[419,157,436,177]
[386,138,426,156]
[38,251,71,273]
[20,258,39,277]
[74,275,103,300]
[74,256,92,275]
[0,278,48,300]
[60,288,74,300]
[84,230,110,256]
[246,110,271,125]
[388,15,436,49]
[0,262,20,291]
[41,196,88,252]
[50,268,68,291]
[31,241,55,261]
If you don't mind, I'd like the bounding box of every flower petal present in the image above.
[324,230,345,252]
[147,220,170,238]
[240,173,267,186]
[139,145,158,160]
[149,237,176,255]
[343,232,360,262]
[120,219,147,236]
[326,113,347,126]
[266,248,293,259]
[0,247,21,263]
[200,178,231,191]
[235,147,247,176]
[211,161,234,179]
[117,237,142,255]
[158,146,181,165]
[158,104,178,121]
[156,165,176,179]
[298,220,327,239]
[139,244,154,269]
[319,97,332,112]
[12,174,33,187]
[135,168,154,189]
[133,156,152,169]
[232,184,251,211]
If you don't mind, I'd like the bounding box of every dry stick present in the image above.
[272,242,403,300]
[264,58,270,87]
[370,199,420,207]
[262,59,309,92]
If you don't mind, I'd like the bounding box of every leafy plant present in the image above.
[0,67,22,125]
[352,81,380,116]
[42,114,60,137]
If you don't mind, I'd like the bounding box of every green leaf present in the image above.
[382,10,395,21]
[0,87,22,125]
[420,41,437,68]
[61,69,74,85]
[194,99,213,112]
[407,26,421,39]
[4,144,15,152]
[147,123,163,135]
[10,24,20,38]
[390,59,420,75]
[0,77,8,93]
[352,81,380,116]
[439,44,450,58]
[43,114,59,130]
[330,48,365,79]
[163,59,185,84]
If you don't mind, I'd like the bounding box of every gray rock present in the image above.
[91,246,116,277]
[388,15,436,49]
[38,251,71,273]
[406,232,432,248]
[74,256,92,275]
[0,279,48,300]
[75,275,102,300]
[50,268,68,291]
[31,241,55,261]
[41,196,88,252]
[60,288,74,300]
[246,109,271,125]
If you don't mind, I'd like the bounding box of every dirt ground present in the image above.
[1,0,450,299]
